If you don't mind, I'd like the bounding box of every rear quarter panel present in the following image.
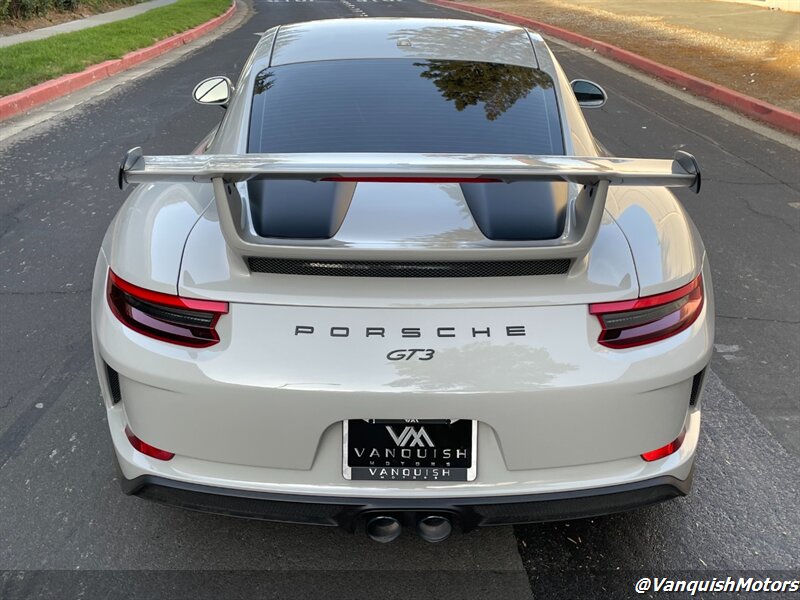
[103,182,213,295]
[606,186,705,296]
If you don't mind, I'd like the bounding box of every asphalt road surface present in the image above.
[0,1,798,598]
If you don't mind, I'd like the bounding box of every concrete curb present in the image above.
[0,2,236,122]
[430,0,800,136]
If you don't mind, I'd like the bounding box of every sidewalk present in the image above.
[458,0,800,113]
[532,0,800,43]
[713,0,799,12]
[552,0,800,42]
[0,0,177,48]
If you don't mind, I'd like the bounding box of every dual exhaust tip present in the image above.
[366,514,453,543]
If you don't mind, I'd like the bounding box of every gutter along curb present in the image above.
[0,2,236,122]
[429,0,800,135]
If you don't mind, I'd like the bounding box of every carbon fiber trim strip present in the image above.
[246,257,571,277]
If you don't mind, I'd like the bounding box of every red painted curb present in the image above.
[430,0,800,135]
[0,2,236,122]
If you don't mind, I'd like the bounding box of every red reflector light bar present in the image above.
[641,431,686,462]
[321,177,502,183]
[125,426,175,461]
[107,270,228,348]
[589,274,704,349]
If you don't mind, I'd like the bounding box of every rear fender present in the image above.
[606,186,705,296]
[104,182,214,295]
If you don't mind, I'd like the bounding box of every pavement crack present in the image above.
[0,212,22,241]
[742,198,800,233]
[598,83,800,194]
[0,337,93,470]
[717,314,800,325]
[709,179,797,187]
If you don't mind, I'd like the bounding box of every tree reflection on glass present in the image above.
[387,341,578,392]
[414,60,553,121]
[254,70,275,96]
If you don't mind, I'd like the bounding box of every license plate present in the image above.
[342,419,477,481]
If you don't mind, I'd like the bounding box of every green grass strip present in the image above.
[0,0,231,96]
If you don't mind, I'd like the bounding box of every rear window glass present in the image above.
[248,59,564,155]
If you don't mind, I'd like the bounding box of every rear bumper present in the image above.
[94,251,711,502]
[120,465,693,531]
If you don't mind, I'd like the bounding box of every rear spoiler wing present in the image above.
[118,148,700,261]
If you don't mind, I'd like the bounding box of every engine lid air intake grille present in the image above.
[246,257,571,278]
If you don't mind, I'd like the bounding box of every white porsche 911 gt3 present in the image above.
[92,17,713,543]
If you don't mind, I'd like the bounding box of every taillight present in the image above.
[589,274,704,349]
[641,431,685,462]
[125,426,175,461]
[107,270,228,348]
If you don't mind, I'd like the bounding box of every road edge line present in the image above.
[428,0,800,136]
[0,2,236,122]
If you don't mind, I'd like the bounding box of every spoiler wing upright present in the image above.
[118,149,700,261]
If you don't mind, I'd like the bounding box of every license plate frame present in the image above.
[342,419,477,482]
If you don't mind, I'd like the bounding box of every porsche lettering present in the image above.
[294,325,527,338]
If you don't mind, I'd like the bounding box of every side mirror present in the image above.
[571,79,607,108]
[192,76,234,108]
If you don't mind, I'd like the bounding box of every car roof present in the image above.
[268,17,541,68]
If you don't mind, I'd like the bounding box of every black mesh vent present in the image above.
[105,363,122,404]
[689,368,707,406]
[246,257,571,278]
